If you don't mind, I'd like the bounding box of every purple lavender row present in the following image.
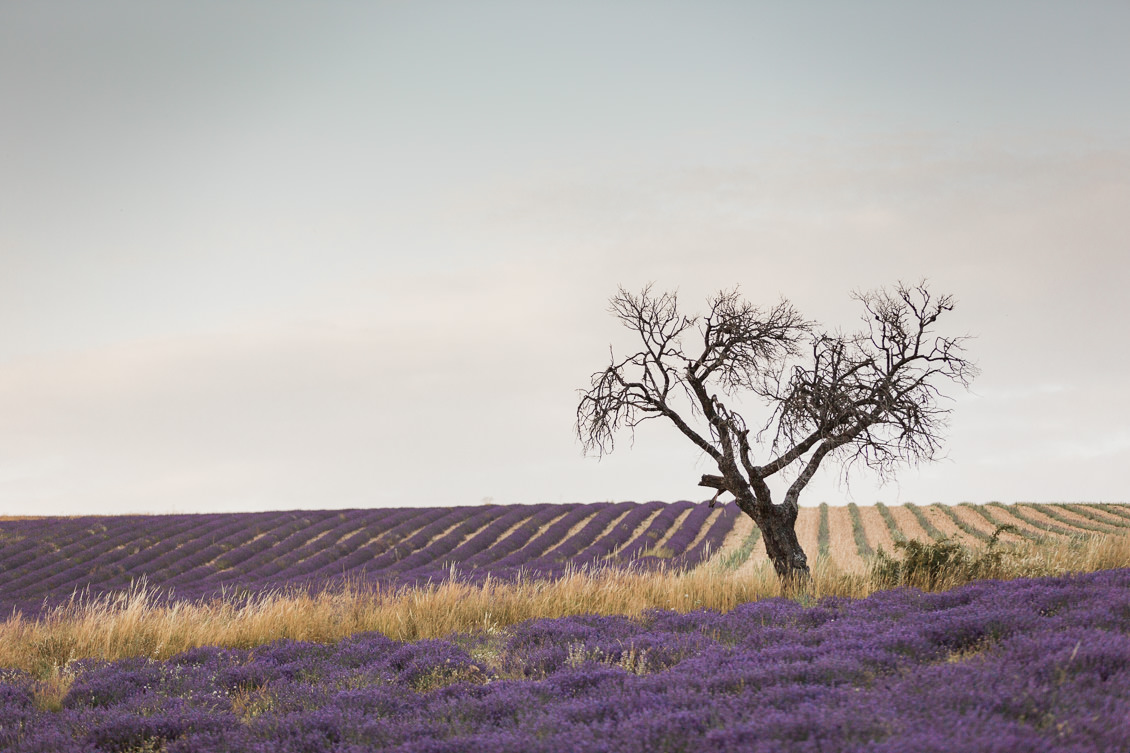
[0,514,193,590]
[570,500,665,566]
[0,514,215,599]
[2,511,329,611]
[613,500,696,563]
[319,506,481,582]
[179,509,398,600]
[0,515,217,613]
[482,503,599,572]
[283,507,446,585]
[625,499,722,571]
[0,516,146,589]
[280,506,484,591]
[134,512,314,601]
[659,500,717,557]
[442,504,553,573]
[373,505,516,581]
[202,513,332,577]
[82,512,306,600]
[191,507,437,599]
[3,513,289,614]
[0,516,129,572]
[477,503,625,582]
[88,513,278,592]
[265,508,436,586]
[235,510,384,582]
[397,503,573,586]
[455,504,571,571]
[398,504,549,582]
[133,513,290,586]
[0,516,138,577]
[527,501,637,567]
[124,509,421,605]
[676,501,741,566]
[480,501,652,582]
[231,512,359,582]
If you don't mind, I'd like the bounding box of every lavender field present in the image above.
[3,504,1130,751]
[0,502,738,618]
[3,569,1130,752]
[4,501,1128,620]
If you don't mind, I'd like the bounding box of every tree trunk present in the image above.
[756,506,810,582]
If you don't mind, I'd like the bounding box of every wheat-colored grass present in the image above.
[733,531,769,577]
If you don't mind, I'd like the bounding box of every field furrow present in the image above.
[793,506,821,562]
[826,505,866,573]
[856,505,899,553]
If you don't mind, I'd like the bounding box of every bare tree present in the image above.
[576,281,977,582]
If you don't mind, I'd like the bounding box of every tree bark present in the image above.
[757,507,810,582]
[702,475,811,581]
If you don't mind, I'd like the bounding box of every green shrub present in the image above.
[870,525,1018,590]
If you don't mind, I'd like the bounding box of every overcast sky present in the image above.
[1,2,1127,515]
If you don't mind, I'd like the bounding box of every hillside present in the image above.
[1,501,1127,617]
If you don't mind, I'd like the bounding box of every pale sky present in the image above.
[1,2,1127,515]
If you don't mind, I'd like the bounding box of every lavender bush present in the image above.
[3,569,1130,751]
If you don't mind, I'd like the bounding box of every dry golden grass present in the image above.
[7,531,1130,697]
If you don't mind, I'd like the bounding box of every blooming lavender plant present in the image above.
[4,569,1130,751]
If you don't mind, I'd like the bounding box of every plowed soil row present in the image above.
[706,502,1130,573]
